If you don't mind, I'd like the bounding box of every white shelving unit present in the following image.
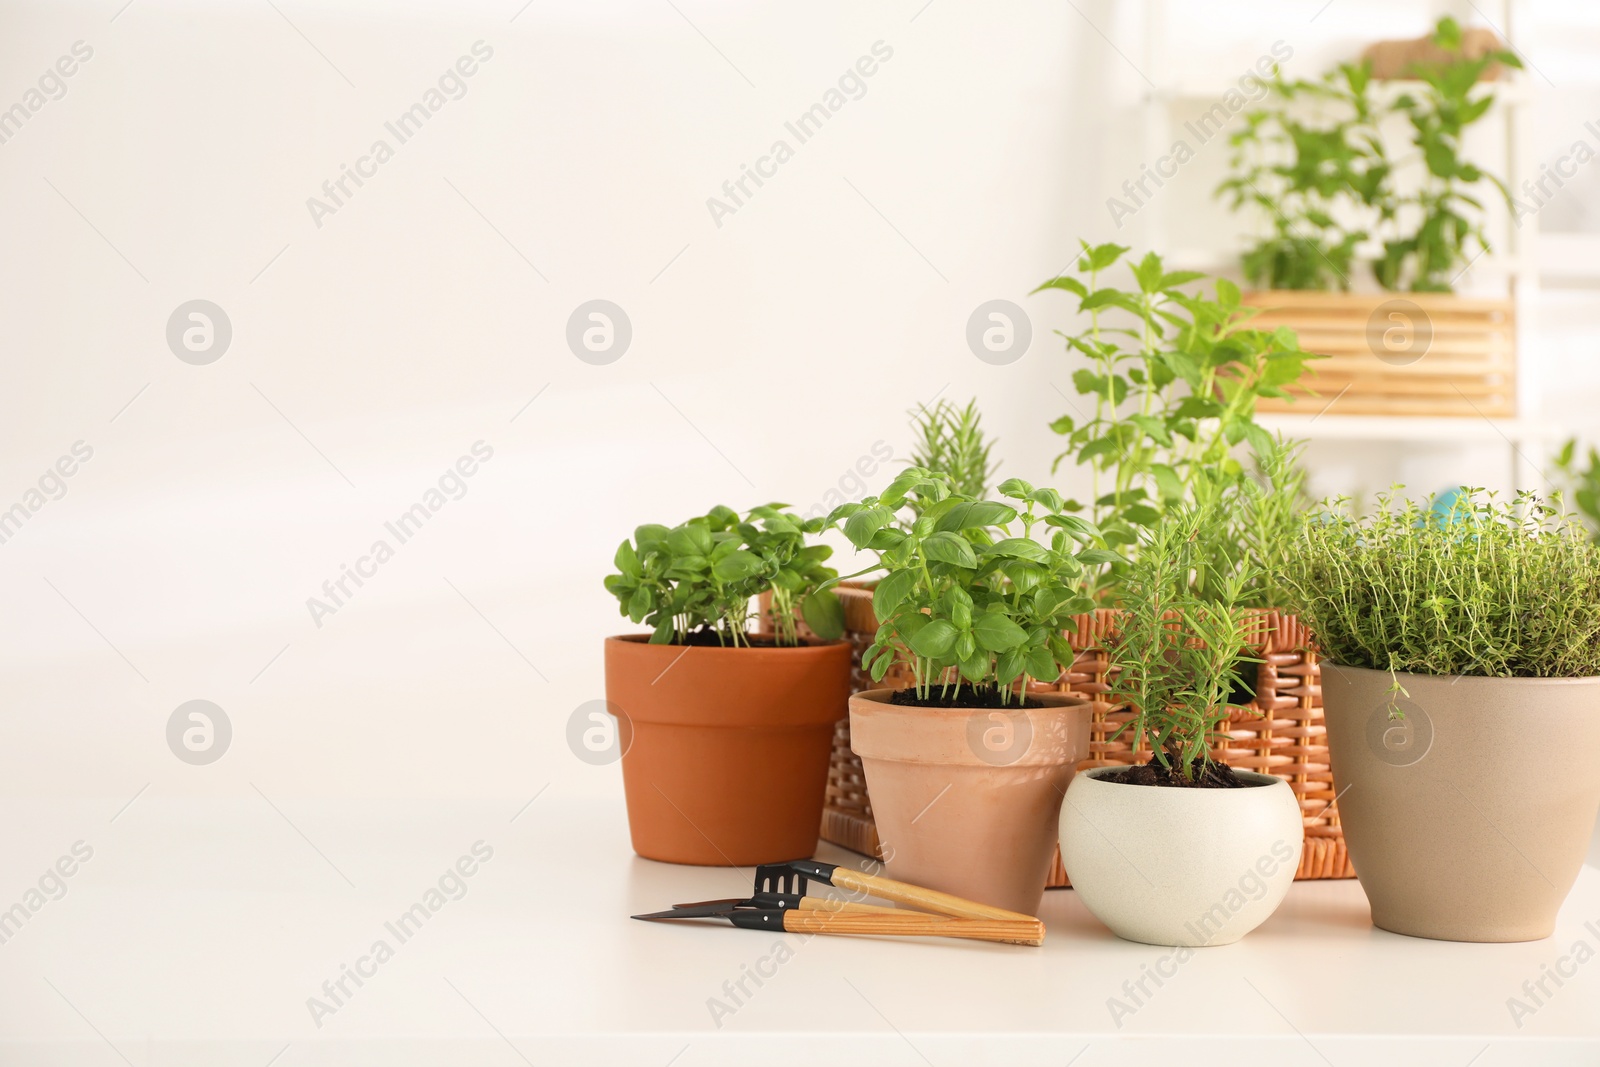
[1137,0,1548,490]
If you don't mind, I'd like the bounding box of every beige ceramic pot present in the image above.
[1321,663,1600,942]
[1058,767,1303,947]
[848,688,1091,915]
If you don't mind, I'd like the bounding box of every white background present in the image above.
[2,2,1600,1061]
[0,0,1596,822]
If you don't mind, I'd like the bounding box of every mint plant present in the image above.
[1103,501,1257,782]
[1552,438,1600,543]
[605,504,844,647]
[1219,17,1520,293]
[1034,243,1318,594]
[826,468,1115,703]
[1219,61,1390,291]
[1376,17,1522,291]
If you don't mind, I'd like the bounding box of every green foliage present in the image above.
[1229,436,1310,608]
[1103,501,1257,778]
[1034,243,1319,599]
[1552,437,1600,542]
[908,398,998,503]
[1377,18,1523,291]
[1220,16,1521,293]
[1218,61,1389,291]
[825,467,1112,703]
[603,504,844,647]
[1280,489,1600,678]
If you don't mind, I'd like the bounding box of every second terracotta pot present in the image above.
[848,688,1091,915]
[1321,663,1600,942]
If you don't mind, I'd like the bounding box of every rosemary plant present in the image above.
[908,398,998,502]
[1104,501,1257,780]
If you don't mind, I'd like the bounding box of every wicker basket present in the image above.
[1244,290,1515,418]
[821,589,1354,884]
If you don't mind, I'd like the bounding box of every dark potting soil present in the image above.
[888,686,1044,710]
[1097,760,1264,789]
[1226,664,1257,708]
[671,629,805,648]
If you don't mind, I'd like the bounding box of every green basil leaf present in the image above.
[934,501,1017,532]
[801,589,844,641]
[973,612,1028,652]
[908,619,958,658]
[923,531,979,568]
[872,569,918,620]
[987,537,1050,563]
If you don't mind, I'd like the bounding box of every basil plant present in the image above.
[826,468,1116,704]
[605,504,844,647]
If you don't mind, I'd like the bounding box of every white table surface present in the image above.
[2,793,1598,1067]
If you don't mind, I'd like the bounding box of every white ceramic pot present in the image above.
[1058,766,1303,947]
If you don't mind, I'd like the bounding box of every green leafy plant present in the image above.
[908,398,998,502]
[826,468,1115,703]
[1219,61,1390,291]
[605,504,844,647]
[1219,16,1520,293]
[1229,435,1310,608]
[1552,438,1600,542]
[1104,501,1257,781]
[1280,489,1600,678]
[1034,242,1319,594]
[1376,17,1523,291]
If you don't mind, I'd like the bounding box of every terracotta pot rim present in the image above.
[1079,765,1285,791]
[851,686,1087,710]
[605,633,850,653]
[1322,662,1600,687]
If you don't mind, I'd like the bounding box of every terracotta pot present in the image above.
[1058,767,1303,946]
[604,635,851,866]
[1321,664,1600,942]
[848,688,1091,915]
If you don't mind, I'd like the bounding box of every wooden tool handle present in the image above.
[827,867,1040,923]
[781,911,1044,946]
[798,897,938,918]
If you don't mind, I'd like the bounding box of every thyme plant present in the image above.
[605,504,844,647]
[1280,489,1600,678]
[826,468,1115,703]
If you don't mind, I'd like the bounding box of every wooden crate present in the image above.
[1245,290,1515,418]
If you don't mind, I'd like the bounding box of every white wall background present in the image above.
[0,0,1597,810]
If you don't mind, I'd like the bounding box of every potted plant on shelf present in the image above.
[1058,503,1304,947]
[826,467,1114,914]
[602,504,848,866]
[1218,16,1522,417]
[1280,489,1600,942]
[1552,437,1600,542]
